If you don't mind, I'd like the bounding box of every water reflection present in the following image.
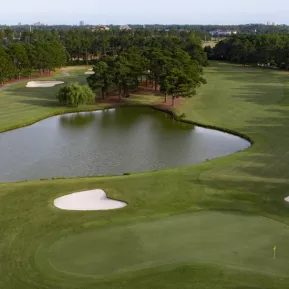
[60,112,96,128]
[0,107,250,182]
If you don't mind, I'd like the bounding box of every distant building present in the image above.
[33,22,46,26]
[120,25,131,30]
[90,25,110,32]
[209,30,237,36]
[80,21,85,26]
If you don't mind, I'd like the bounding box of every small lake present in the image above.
[0,107,250,182]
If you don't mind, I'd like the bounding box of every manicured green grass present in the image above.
[1,62,289,288]
[0,66,106,133]
[47,211,289,277]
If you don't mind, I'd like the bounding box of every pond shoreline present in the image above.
[152,105,253,145]
[0,105,251,183]
[0,101,253,147]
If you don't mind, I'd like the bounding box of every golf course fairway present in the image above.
[1,63,289,289]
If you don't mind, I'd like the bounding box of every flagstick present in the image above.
[274,250,276,259]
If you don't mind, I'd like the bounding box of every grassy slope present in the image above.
[1,63,289,288]
[0,66,109,132]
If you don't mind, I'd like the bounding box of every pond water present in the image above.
[0,107,250,182]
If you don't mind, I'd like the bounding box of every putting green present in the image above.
[45,211,289,277]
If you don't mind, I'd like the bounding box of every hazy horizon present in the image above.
[1,0,288,26]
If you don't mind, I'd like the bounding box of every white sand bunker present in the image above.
[26,81,64,88]
[285,197,289,203]
[54,189,127,211]
[85,71,95,75]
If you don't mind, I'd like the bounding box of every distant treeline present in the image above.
[207,34,289,69]
[0,26,212,42]
[0,29,207,101]
[1,23,289,35]
[129,24,289,35]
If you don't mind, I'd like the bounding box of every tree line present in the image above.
[0,29,207,106]
[2,23,289,35]
[56,29,208,65]
[128,24,289,35]
[208,34,289,69]
[86,32,207,105]
[0,32,66,85]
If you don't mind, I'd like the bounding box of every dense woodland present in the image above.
[86,31,207,104]
[0,29,207,105]
[0,30,67,84]
[210,34,289,69]
[4,26,289,106]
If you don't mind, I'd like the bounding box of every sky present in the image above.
[1,0,289,25]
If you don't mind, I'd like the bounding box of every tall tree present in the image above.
[87,61,113,100]
[7,44,29,79]
[0,47,16,85]
[112,58,131,99]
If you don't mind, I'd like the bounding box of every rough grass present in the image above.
[1,62,289,288]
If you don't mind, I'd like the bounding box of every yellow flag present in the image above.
[273,246,277,251]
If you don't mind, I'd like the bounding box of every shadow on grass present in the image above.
[4,86,60,102]
[210,64,288,106]
[230,84,287,106]
[19,99,60,107]
[188,177,289,221]
[204,66,289,181]
[231,127,289,179]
